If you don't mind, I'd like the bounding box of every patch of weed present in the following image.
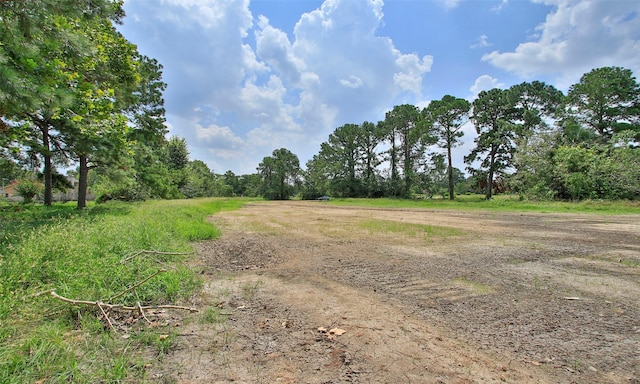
[358,219,461,238]
[453,278,494,295]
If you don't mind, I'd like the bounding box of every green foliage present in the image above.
[0,198,246,383]
[425,95,471,200]
[553,145,640,200]
[566,66,640,140]
[466,88,518,200]
[14,178,43,203]
[381,104,431,197]
[258,148,301,200]
[166,136,190,171]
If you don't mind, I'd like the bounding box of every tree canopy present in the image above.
[1,1,638,205]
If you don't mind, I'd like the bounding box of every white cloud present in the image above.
[122,0,433,174]
[469,75,505,99]
[195,123,244,147]
[340,75,364,89]
[471,34,491,49]
[255,16,304,84]
[394,54,434,95]
[442,0,461,10]
[482,0,640,86]
[491,0,509,12]
[288,0,432,123]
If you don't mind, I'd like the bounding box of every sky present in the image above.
[118,0,640,175]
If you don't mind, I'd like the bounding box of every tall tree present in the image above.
[565,66,640,142]
[465,88,518,200]
[359,121,383,197]
[508,81,565,197]
[381,104,429,197]
[510,81,565,139]
[258,148,300,200]
[59,13,140,208]
[424,95,470,200]
[314,124,362,197]
[165,136,190,192]
[0,0,125,206]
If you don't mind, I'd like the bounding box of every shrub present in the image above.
[15,179,43,203]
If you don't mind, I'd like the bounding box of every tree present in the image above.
[180,160,216,198]
[465,88,518,199]
[164,136,190,193]
[60,13,140,209]
[166,136,190,171]
[0,0,126,206]
[381,104,430,197]
[315,124,362,197]
[566,67,640,142]
[258,148,300,200]
[359,121,383,197]
[424,95,470,200]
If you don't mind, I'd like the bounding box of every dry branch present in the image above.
[109,269,167,301]
[50,291,198,313]
[49,290,198,334]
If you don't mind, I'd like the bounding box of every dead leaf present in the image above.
[329,328,346,336]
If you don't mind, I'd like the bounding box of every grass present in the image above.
[327,194,640,215]
[358,219,461,238]
[453,277,495,295]
[0,197,248,383]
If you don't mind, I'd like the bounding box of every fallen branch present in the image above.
[109,269,167,301]
[50,290,198,334]
[50,291,198,313]
[97,302,117,333]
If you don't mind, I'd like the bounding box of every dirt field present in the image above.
[151,201,640,383]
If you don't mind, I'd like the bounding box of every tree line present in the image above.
[259,66,640,201]
[1,2,638,204]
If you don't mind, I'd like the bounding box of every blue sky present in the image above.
[119,0,640,175]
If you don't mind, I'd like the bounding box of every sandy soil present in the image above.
[150,201,640,383]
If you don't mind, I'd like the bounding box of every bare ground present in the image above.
[150,201,640,383]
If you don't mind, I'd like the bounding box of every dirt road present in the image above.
[153,201,640,383]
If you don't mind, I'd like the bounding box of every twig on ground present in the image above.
[97,302,117,333]
[109,269,167,301]
[135,289,152,324]
[49,290,198,333]
[50,291,198,313]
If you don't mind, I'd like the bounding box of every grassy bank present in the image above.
[328,195,640,215]
[0,198,247,383]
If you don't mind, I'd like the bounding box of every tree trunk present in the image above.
[447,144,454,200]
[77,155,88,209]
[486,147,495,200]
[41,124,53,206]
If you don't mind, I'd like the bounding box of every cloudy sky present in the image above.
[119,0,640,175]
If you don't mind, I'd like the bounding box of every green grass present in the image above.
[0,197,248,383]
[453,277,494,295]
[327,194,640,215]
[358,219,461,238]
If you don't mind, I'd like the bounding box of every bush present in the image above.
[15,179,43,203]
